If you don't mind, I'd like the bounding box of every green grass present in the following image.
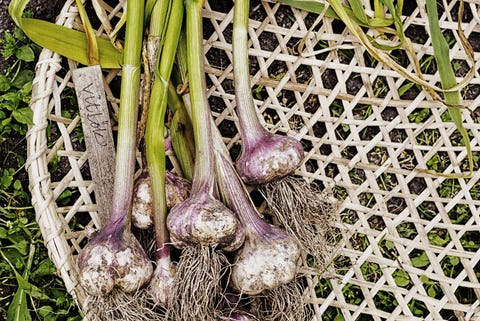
[0,26,81,321]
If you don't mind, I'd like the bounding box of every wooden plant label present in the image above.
[72,65,115,225]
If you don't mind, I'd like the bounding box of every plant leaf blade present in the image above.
[425,0,473,177]
[9,0,122,68]
[6,288,31,321]
[20,18,122,68]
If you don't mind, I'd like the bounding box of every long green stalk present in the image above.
[168,83,195,181]
[185,0,214,194]
[74,0,99,65]
[277,0,394,28]
[146,0,172,71]
[164,43,196,183]
[138,0,171,144]
[425,0,473,177]
[145,0,184,251]
[169,25,195,181]
[325,0,472,94]
[232,0,265,146]
[108,0,145,227]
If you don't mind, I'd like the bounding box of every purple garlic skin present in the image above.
[167,192,239,248]
[236,133,304,185]
[76,240,116,296]
[165,171,191,209]
[77,231,153,296]
[149,254,175,307]
[230,226,300,295]
[132,171,191,229]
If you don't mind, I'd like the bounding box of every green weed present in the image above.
[0,27,82,321]
[0,27,39,140]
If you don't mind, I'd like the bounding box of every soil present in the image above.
[0,1,16,75]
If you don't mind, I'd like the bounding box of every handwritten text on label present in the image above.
[80,82,110,146]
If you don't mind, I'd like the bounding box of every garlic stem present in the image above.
[185,0,215,194]
[108,0,145,227]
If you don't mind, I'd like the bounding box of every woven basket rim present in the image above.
[27,0,480,320]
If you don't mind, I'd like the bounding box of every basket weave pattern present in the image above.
[27,0,480,320]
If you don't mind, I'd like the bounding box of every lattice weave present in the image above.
[27,0,480,320]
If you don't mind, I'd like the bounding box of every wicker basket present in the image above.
[27,0,480,320]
